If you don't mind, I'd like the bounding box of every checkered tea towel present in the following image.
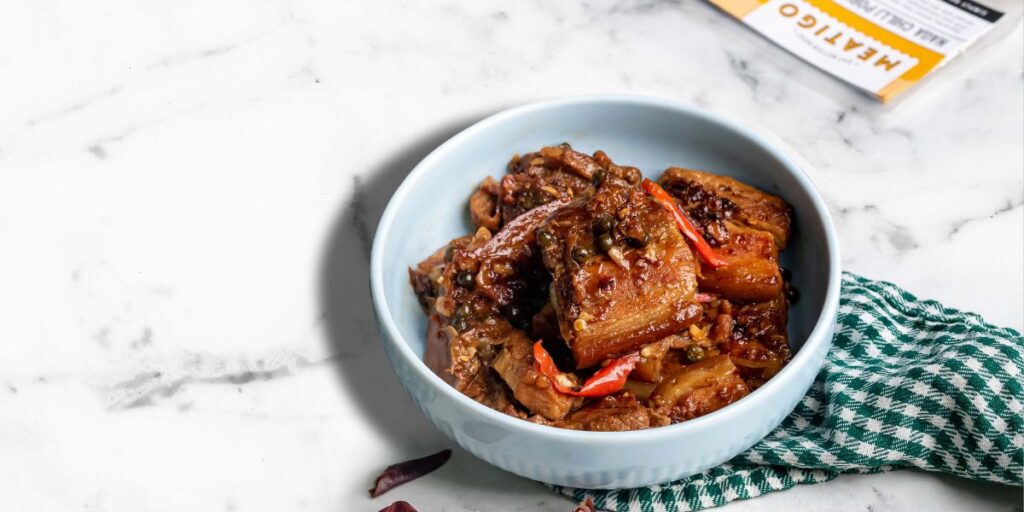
[556,272,1023,511]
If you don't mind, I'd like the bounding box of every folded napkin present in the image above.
[556,272,1023,511]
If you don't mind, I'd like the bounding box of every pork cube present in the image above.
[659,167,792,302]
[538,179,702,369]
[492,333,579,421]
[556,392,669,431]
[699,222,783,302]
[724,293,792,388]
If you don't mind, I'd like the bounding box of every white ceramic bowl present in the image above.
[370,95,841,489]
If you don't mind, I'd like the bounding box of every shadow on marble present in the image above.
[318,109,497,445]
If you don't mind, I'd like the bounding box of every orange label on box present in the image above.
[710,0,1003,101]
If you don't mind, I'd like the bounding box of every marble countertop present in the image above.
[1,1,1021,510]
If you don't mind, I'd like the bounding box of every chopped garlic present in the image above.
[555,374,576,388]
[607,246,630,269]
[689,324,709,340]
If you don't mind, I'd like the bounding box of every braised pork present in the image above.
[538,178,702,369]
[492,332,580,421]
[650,354,751,422]
[553,392,669,431]
[659,167,793,303]
[410,146,796,432]
[468,144,643,232]
[659,167,791,246]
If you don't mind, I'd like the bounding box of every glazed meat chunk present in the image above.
[659,167,791,246]
[434,200,566,331]
[723,293,792,387]
[650,354,751,422]
[423,312,523,417]
[411,146,798,432]
[699,223,783,302]
[492,333,580,421]
[659,167,793,302]
[468,176,502,232]
[538,178,703,369]
[416,206,564,415]
[497,145,594,225]
[553,392,669,431]
[468,144,643,232]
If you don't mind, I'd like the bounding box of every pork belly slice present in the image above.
[492,333,579,421]
[424,313,527,417]
[658,167,792,248]
[699,222,783,302]
[658,167,792,302]
[469,142,646,234]
[539,179,702,369]
[464,145,589,233]
[554,392,669,431]
[724,293,792,388]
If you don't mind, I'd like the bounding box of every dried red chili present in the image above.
[368,449,452,498]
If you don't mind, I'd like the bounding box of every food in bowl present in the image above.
[408,144,796,432]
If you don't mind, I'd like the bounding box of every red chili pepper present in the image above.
[533,341,641,397]
[575,352,642,397]
[532,341,574,394]
[641,178,727,269]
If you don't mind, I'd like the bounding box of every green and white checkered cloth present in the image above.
[556,272,1023,511]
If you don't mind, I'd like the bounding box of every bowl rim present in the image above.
[369,94,841,443]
